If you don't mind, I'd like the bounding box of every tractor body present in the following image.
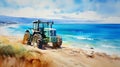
[22,20,62,49]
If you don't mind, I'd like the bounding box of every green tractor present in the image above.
[22,20,62,49]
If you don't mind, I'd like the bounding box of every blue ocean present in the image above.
[3,23,120,55]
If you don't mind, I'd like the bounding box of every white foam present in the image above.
[76,36,93,40]
[65,35,93,40]
[101,44,120,49]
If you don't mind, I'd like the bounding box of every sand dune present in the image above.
[0,36,120,67]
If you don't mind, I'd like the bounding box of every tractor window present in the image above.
[39,24,42,28]
[33,24,36,30]
[33,23,39,30]
[50,30,56,36]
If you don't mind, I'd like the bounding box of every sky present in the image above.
[0,0,120,23]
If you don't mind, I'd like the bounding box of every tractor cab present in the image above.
[32,20,55,38]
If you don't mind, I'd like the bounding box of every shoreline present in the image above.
[63,41,120,57]
[0,35,120,67]
[0,35,120,57]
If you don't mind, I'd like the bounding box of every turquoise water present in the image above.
[4,24,120,55]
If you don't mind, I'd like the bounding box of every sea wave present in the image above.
[76,36,93,40]
[0,24,24,36]
[65,35,94,40]
[101,44,120,49]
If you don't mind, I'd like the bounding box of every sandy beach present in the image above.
[0,35,120,67]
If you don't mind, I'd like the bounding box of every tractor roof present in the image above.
[33,20,54,24]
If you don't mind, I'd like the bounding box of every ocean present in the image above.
[1,23,120,55]
[54,24,120,55]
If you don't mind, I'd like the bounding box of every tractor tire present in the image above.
[27,41,31,45]
[57,41,62,48]
[56,36,62,48]
[32,34,42,48]
[52,42,57,49]
[38,40,43,49]
[22,31,30,44]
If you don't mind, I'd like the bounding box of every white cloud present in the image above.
[103,17,120,23]
[7,0,48,7]
[52,11,120,23]
[6,0,76,10]
[0,6,63,19]
[66,11,102,21]
[1,6,120,23]
[0,0,120,23]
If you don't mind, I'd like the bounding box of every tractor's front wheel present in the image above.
[56,36,62,48]
[52,42,57,49]
[52,36,62,49]
[57,41,62,48]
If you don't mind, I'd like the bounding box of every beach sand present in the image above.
[0,35,120,67]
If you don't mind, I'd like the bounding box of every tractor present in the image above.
[22,20,62,49]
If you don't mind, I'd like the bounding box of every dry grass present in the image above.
[0,44,26,57]
[0,43,52,67]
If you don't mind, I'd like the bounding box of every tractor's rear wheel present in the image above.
[22,30,30,44]
[32,34,42,48]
